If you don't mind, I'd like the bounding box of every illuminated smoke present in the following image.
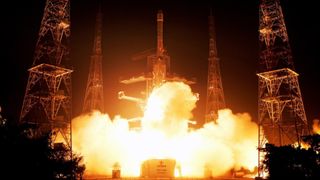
[142,82,196,137]
[72,82,258,177]
[312,119,320,135]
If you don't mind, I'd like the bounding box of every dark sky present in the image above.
[1,0,319,126]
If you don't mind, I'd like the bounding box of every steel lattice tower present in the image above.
[257,0,309,176]
[83,8,104,113]
[205,11,226,123]
[20,0,72,149]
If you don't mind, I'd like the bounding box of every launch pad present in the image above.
[82,159,256,180]
[82,176,255,180]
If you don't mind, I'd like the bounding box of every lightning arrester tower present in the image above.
[205,10,226,123]
[83,7,104,113]
[257,0,309,176]
[20,0,72,149]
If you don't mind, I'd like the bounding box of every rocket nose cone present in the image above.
[157,10,163,21]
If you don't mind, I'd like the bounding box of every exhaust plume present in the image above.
[72,82,258,177]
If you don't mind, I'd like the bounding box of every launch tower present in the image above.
[257,0,309,176]
[20,0,72,148]
[83,7,105,113]
[205,11,226,123]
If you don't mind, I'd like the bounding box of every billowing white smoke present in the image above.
[72,82,258,177]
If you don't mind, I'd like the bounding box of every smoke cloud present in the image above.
[72,82,258,177]
[312,119,320,134]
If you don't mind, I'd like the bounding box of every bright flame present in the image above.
[294,140,311,150]
[72,82,258,177]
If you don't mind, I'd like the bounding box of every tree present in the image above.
[263,135,320,180]
[0,109,85,179]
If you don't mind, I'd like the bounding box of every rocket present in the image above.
[152,10,167,88]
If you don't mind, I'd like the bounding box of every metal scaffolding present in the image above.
[83,7,105,113]
[20,0,72,149]
[257,0,309,177]
[205,11,226,123]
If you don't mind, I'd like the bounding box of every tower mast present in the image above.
[83,7,104,113]
[20,0,72,148]
[257,0,309,176]
[205,10,226,123]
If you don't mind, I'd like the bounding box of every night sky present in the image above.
[1,0,319,127]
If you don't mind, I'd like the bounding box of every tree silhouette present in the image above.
[263,135,320,180]
[0,109,85,179]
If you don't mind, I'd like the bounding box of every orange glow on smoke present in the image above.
[313,119,320,135]
[72,82,258,177]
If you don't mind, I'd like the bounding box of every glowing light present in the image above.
[72,82,258,177]
[313,119,320,135]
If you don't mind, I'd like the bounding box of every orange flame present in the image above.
[72,82,258,177]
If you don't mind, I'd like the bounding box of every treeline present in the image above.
[0,109,85,179]
[261,134,320,180]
